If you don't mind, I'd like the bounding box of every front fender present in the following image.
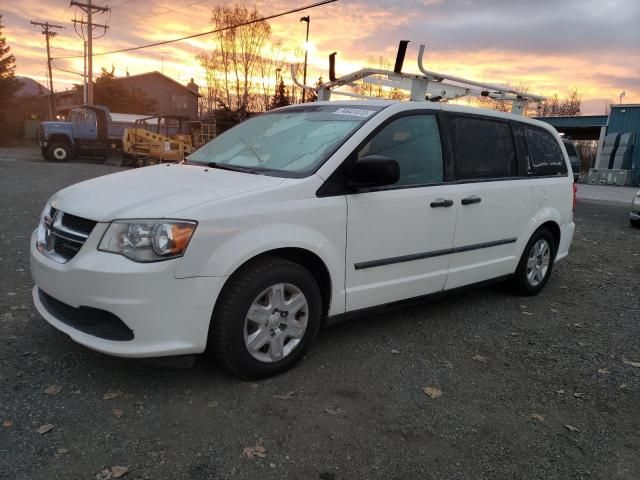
[45,131,74,146]
[176,221,347,316]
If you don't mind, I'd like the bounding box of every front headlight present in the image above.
[36,199,53,253]
[98,220,197,262]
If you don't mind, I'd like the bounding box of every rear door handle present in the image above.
[430,198,454,208]
[461,195,482,205]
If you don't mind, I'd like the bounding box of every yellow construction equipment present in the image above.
[122,115,202,167]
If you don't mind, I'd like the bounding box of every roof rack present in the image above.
[291,41,545,115]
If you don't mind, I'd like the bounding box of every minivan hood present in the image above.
[51,164,285,221]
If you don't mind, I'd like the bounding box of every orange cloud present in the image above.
[3,0,637,113]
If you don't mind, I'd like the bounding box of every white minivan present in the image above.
[31,101,575,378]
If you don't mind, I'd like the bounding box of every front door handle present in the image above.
[430,198,454,208]
[461,195,482,205]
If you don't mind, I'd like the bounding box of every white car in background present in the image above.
[30,101,575,378]
[631,190,640,227]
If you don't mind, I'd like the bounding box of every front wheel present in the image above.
[46,142,72,162]
[510,227,556,296]
[208,257,322,379]
[630,218,640,228]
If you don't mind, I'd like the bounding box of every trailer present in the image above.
[122,115,200,167]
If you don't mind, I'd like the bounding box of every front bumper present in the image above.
[30,229,226,358]
[631,198,640,221]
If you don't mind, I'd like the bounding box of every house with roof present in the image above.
[18,71,200,121]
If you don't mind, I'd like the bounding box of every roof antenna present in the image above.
[394,40,409,73]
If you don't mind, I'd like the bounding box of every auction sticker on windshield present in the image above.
[332,108,376,117]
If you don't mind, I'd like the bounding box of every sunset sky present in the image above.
[3,0,639,114]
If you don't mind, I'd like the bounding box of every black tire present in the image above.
[510,227,557,296]
[46,142,72,162]
[631,219,640,228]
[208,256,322,379]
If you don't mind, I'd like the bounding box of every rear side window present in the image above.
[525,127,567,175]
[449,116,517,180]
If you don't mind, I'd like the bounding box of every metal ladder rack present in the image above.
[291,41,545,115]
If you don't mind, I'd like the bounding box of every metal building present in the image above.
[537,105,640,187]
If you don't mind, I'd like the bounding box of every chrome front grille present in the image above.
[61,213,96,236]
[40,208,97,263]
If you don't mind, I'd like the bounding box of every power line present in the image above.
[52,59,84,77]
[70,0,110,105]
[112,0,209,25]
[52,0,338,60]
[72,18,109,40]
[110,0,136,7]
[55,4,74,23]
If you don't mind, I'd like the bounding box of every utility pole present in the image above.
[70,0,109,105]
[72,18,108,104]
[83,40,87,103]
[300,16,310,103]
[30,21,63,120]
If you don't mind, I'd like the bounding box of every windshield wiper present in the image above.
[206,162,263,175]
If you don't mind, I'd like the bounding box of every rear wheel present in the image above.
[208,256,322,379]
[510,227,556,296]
[631,219,640,228]
[46,142,72,162]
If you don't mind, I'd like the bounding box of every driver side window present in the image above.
[357,114,443,186]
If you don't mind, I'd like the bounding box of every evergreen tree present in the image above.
[270,79,291,109]
[0,15,22,107]
[306,77,323,102]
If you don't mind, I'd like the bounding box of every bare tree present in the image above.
[199,5,271,119]
[352,56,390,98]
[539,88,581,116]
[197,50,226,117]
[352,56,408,100]
[257,41,287,112]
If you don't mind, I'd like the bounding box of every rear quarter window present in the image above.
[525,127,568,176]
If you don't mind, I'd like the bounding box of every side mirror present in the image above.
[350,155,400,188]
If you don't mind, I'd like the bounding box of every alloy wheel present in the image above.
[526,239,550,287]
[243,283,309,363]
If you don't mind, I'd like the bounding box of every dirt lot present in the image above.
[1,155,639,480]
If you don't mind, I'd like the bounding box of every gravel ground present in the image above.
[1,156,639,480]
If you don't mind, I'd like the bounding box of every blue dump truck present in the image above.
[36,105,139,162]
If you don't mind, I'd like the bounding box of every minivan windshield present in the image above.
[187,105,383,177]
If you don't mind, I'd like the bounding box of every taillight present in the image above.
[573,183,577,211]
